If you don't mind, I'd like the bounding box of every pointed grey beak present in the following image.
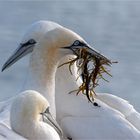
[83,45,111,65]
[2,39,36,72]
[63,40,112,65]
[41,107,63,137]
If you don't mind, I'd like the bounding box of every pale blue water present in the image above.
[0,1,140,112]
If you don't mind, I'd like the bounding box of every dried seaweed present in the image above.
[58,48,117,102]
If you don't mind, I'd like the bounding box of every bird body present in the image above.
[0,122,27,140]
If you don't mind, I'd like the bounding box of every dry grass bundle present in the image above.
[59,47,117,102]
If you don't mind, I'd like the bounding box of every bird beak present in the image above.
[63,41,112,65]
[82,44,111,65]
[41,108,63,137]
[2,40,36,72]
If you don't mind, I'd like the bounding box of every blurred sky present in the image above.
[0,1,140,112]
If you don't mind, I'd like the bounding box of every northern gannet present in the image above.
[1,90,62,140]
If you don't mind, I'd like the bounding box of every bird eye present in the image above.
[20,39,36,48]
[73,40,80,46]
[44,107,50,114]
[29,39,36,44]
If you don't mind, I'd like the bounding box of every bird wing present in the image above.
[96,93,140,131]
[0,97,14,126]
[0,122,27,140]
[60,104,140,140]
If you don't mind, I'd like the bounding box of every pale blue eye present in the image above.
[74,40,80,46]
[29,39,36,44]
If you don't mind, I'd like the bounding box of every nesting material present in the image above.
[59,48,117,102]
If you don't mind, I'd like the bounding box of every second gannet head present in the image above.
[10,90,62,140]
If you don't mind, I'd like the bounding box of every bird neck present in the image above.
[14,116,42,139]
[11,107,39,139]
[56,55,80,93]
[28,47,59,117]
[55,55,81,121]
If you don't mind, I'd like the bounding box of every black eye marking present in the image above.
[29,39,36,44]
[73,40,80,46]
[44,107,50,114]
[21,39,36,47]
[72,40,86,47]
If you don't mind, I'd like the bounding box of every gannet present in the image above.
[0,90,62,140]
[1,21,140,139]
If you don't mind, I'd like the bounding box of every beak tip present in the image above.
[1,63,8,72]
[1,66,5,72]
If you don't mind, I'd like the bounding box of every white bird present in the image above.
[0,90,62,140]
[1,21,140,139]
